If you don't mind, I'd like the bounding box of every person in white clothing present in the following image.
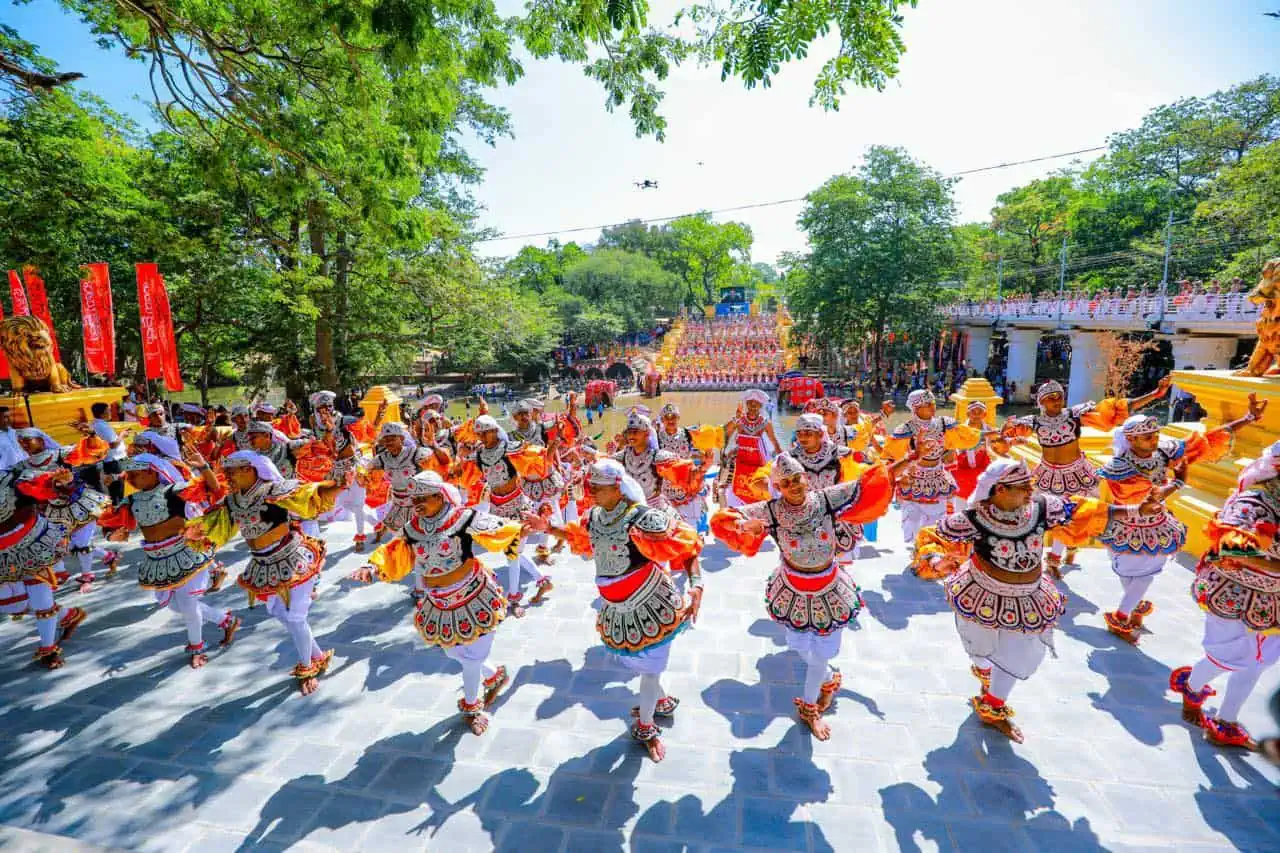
[0,407,27,471]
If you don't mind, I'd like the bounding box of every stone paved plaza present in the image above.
[0,506,1277,853]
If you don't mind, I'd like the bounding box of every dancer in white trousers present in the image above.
[712,453,892,740]
[191,451,341,695]
[351,471,520,734]
[1171,438,1280,749]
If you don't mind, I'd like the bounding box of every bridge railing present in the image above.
[944,295,1261,326]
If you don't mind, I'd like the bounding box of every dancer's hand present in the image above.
[348,567,375,584]
[1137,496,1163,516]
[1246,392,1268,422]
[686,586,704,624]
[736,517,767,536]
[1155,375,1173,397]
[932,557,960,576]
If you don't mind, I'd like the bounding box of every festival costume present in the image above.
[914,461,1110,740]
[309,397,373,547]
[711,456,892,731]
[509,409,567,565]
[368,428,443,536]
[99,455,238,661]
[364,472,517,730]
[1170,442,1280,748]
[656,413,717,532]
[881,392,978,550]
[195,452,335,685]
[950,405,995,511]
[466,417,550,608]
[1001,382,1129,565]
[1095,418,1232,642]
[558,461,702,749]
[0,469,87,668]
[717,390,777,508]
[13,430,113,587]
[773,415,869,564]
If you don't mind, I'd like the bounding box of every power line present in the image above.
[475,145,1110,246]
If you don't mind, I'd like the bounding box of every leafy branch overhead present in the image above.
[10,0,915,154]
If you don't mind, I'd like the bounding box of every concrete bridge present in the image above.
[945,294,1262,402]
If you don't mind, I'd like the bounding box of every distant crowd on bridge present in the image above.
[949,278,1261,325]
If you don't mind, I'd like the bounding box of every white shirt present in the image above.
[92,419,127,462]
[0,428,26,471]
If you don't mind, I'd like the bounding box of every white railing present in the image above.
[945,295,1261,326]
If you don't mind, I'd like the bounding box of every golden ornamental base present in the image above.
[2,386,130,446]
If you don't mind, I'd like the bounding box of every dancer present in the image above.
[368,421,449,546]
[190,451,341,695]
[718,389,781,508]
[882,390,978,551]
[100,454,240,667]
[0,467,88,668]
[656,402,715,533]
[532,459,703,762]
[464,415,551,613]
[837,399,878,458]
[508,400,565,567]
[711,453,892,740]
[350,471,519,734]
[1001,377,1170,576]
[309,391,385,552]
[221,404,254,454]
[1096,400,1259,643]
[914,459,1161,743]
[951,401,998,512]
[14,428,114,590]
[1171,438,1280,748]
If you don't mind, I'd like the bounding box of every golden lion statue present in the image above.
[1235,258,1280,378]
[0,315,78,393]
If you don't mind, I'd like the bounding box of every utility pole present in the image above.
[994,228,1005,321]
[1056,234,1068,327]
[1155,209,1175,324]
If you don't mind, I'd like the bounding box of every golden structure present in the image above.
[1233,257,1280,377]
[948,378,1004,427]
[0,315,76,393]
[358,385,403,427]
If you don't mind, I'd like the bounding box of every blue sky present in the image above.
[6,0,1277,263]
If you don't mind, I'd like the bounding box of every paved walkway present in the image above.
[0,507,1276,852]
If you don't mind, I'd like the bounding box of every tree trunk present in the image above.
[333,231,351,385]
[308,199,339,389]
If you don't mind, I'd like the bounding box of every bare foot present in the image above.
[299,677,320,696]
[529,580,553,604]
[189,653,208,669]
[466,713,489,735]
[643,736,666,763]
[801,715,831,741]
[986,717,1024,743]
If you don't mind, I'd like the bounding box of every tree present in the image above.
[666,213,753,305]
[559,248,682,334]
[1194,138,1280,281]
[789,146,956,380]
[988,174,1077,294]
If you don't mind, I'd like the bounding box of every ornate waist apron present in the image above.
[1032,455,1099,497]
[489,486,531,521]
[0,514,67,584]
[945,563,1065,635]
[45,486,110,531]
[414,562,507,648]
[766,562,862,635]
[139,533,216,590]
[1193,559,1280,634]
[237,530,326,601]
[596,564,687,655]
[1099,507,1185,556]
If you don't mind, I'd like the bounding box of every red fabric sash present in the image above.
[597,563,655,602]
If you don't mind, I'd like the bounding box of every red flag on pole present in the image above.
[22,267,61,363]
[80,263,116,378]
[7,270,30,316]
[135,263,183,391]
[0,298,8,379]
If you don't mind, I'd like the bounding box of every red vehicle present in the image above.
[584,379,617,408]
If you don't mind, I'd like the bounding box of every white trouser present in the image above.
[299,519,320,538]
[442,633,497,704]
[264,577,322,666]
[901,502,948,550]
[1188,614,1280,721]
[154,570,228,648]
[336,483,369,536]
[0,579,59,647]
[505,538,547,598]
[672,500,702,530]
[67,525,107,576]
[786,627,843,703]
[957,615,1049,698]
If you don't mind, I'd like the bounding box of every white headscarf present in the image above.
[133,430,182,461]
[1035,380,1065,406]
[245,419,291,444]
[224,450,284,483]
[1111,414,1160,456]
[121,452,185,486]
[1238,440,1280,490]
[971,459,1033,504]
[769,452,807,486]
[474,414,508,444]
[742,389,769,406]
[906,389,935,411]
[626,411,659,451]
[309,390,337,409]
[16,428,59,451]
[404,469,461,506]
[423,394,444,408]
[379,421,417,450]
[587,459,646,505]
[230,404,252,418]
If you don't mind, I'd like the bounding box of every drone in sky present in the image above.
[634,179,659,190]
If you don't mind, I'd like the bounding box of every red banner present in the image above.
[7,270,29,316]
[80,263,116,377]
[22,267,61,363]
[135,263,183,391]
[0,298,8,379]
